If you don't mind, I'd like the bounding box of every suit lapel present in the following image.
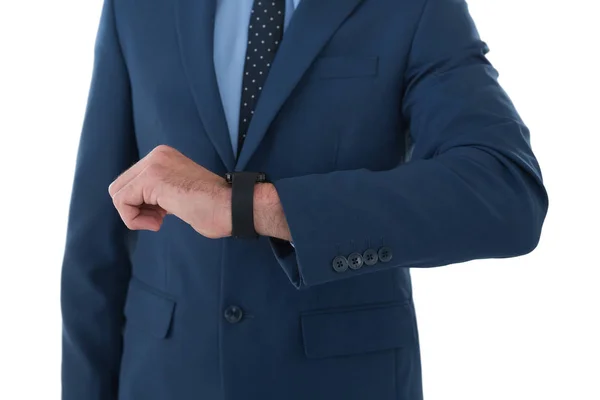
[175,0,236,171]
[235,0,365,171]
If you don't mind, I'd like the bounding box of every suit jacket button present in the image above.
[347,252,364,270]
[378,246,393,263]
[332,256,349,272]
[224,305,244,324]
[362,248,379,266]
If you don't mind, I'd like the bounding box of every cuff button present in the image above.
[362,248,379,266]
[347,252,364,270]
[332,256,349,272]
[378,246,393,263]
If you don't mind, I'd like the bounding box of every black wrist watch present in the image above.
[225,172,268,239]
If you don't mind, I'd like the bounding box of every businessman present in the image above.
[61,0,548,399]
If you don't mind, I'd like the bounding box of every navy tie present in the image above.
[237,0,286,158]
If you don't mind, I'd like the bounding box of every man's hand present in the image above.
[108,145,232,238]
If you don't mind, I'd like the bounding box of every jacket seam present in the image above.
[110,0,133,84]
[401,0,430,91]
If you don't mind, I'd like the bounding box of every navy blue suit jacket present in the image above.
[61,0,548,399]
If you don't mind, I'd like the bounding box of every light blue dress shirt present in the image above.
[214,0,302,154]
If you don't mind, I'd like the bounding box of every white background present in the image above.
[0,0,598,399]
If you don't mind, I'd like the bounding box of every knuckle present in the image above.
[145,162,165,178]
[151,145,173,161]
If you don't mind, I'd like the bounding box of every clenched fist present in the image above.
[108,145,232,238]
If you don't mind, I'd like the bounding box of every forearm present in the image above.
[270,140,546,289]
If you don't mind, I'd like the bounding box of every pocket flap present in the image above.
[301,302,416,359]
[124,279,176,339]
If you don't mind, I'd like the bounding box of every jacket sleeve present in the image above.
[269,0,549,289]
[61,0,138,398]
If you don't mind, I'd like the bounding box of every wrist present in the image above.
[254,183,290,240]
[215,183,233,237]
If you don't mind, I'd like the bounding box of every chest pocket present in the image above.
[309,56,379,80]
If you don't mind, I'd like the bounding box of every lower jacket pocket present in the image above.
[123,278,176,339]
[301,301,417,359]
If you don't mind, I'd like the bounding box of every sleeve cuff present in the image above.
[268,238,304,289]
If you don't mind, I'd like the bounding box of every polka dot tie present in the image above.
[237,0,286,157]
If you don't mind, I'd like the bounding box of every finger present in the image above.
[112,172,151,229]
[139,203,167,213]
[130,207,165,231]
[141,204,169,220]
[108,159,148,198]
[116,201,166,231]
[108,147,165,197]
[112,166,169,230]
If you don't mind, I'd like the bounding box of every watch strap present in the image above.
[228,172,266,239]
